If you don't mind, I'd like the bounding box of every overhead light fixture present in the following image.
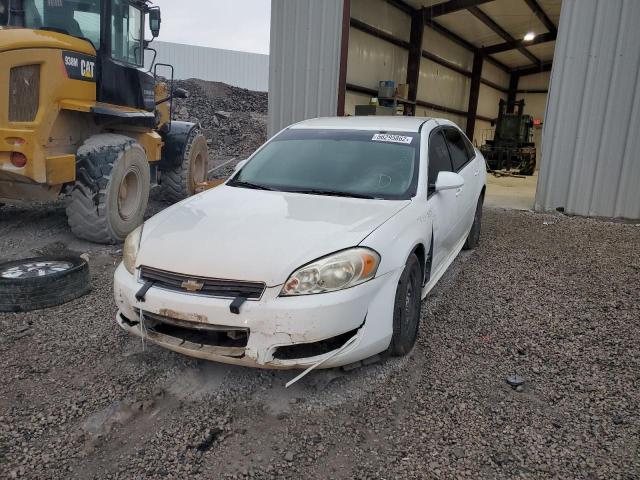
[524,31,536,41]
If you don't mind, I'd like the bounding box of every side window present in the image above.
[428,130,453,192]
[111,0,143,66]
[462,134,476,159]
[444,128,471,171]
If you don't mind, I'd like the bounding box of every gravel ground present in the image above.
[0,203,639,479]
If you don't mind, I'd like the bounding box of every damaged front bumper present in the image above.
[113,263,402,369]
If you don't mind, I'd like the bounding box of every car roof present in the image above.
[289,116,435,132]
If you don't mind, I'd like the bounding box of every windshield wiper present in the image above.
[228,180,279,191]
[284,188,378,199]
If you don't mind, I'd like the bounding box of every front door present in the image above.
[426,129,459,272]
[443,127,477,241]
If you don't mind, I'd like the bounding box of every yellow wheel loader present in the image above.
[0,0,209,243]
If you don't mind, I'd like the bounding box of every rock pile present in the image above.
[171,78,268,157]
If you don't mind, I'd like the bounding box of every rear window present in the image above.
[445,128,472,171]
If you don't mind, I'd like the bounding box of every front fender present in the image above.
[360,200,431,278]
[157,121,198,170]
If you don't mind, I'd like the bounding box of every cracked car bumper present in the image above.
[113,263,402,369]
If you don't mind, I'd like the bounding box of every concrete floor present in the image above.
[485,171,538,210]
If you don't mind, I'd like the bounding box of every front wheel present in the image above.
[463,193,484,250]
[387,254,422,356]
[66,134,150,244]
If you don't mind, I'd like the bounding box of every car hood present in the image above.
[137,185,409,286]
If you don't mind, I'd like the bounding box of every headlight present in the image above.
[281,248,380,296]
[123,225,143,275]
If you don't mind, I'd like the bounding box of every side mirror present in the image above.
[434,171,464,192]
[234,159,248,172]
[149,8,161,38]
[173,87,189,99]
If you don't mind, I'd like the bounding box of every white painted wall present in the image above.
[422,27,472,70]
[347,28,409,91]
[351,0,410,41]
[517,72,550,168]
[519,71,551,90]
[482,61,510,88]
[417,58,470,111]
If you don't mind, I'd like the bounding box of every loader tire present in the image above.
[66,134,150,244]
[0,256,90,312]
[162,129,209,202]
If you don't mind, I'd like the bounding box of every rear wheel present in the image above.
[463,193,484,250]
[162,129,209,202]
[519,154,536,176]
[387,254,422,356]
[66,134,150,244]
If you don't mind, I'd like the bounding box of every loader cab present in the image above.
[99,0,156,113]
[3,0,159,115]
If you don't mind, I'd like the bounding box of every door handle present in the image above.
[474,169,480,176]
[456,187,462,197]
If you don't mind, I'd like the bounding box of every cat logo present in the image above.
[181,279,205,292]
[62,51,97,83]
[80,59,95,79]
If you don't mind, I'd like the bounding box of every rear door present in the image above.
[443,127,478,240]
[426,129,458,271]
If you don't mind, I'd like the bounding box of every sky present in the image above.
[151,0,271,55]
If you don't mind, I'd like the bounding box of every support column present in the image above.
[336,0,351,116]
[406,8,425,115]
[466,52,483,139]
[507,73,519,113]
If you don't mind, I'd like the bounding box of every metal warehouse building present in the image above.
[268,0,640,220]
[145,41,269,91]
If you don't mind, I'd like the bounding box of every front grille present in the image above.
[9,65,40,122]
[140,266,265,300]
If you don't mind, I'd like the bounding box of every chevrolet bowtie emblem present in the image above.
[181,279,204,291]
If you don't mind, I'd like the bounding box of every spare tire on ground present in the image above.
[0,256,90,312]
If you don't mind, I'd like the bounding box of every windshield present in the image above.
[230,129,420,200]
[5,0,101,47]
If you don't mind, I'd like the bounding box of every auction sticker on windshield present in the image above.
[371,134,413,144]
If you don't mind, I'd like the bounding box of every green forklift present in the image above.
[480,99,537,176]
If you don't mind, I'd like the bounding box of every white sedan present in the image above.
[114,116,486,374]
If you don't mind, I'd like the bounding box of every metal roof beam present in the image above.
[349,18,410,49]
[511,60,552,77]
[384,0,416,16]
[482,31,556,54]
[468,5,541,65]
[425,0,493,18]
[424,17,511,72]
[522,0,558,35]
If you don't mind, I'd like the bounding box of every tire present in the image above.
[463,193,484,250]
[519,156,536,176]
[0,256,90,312]
[387,254,422,356]
[66,134,150,244]
[162,129,209,202]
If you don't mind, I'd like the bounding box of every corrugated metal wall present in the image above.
[535,0,640,219]
[144,41,268,91]
[268,0,344,136]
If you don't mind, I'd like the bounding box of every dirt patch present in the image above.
[1,207,639,479]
